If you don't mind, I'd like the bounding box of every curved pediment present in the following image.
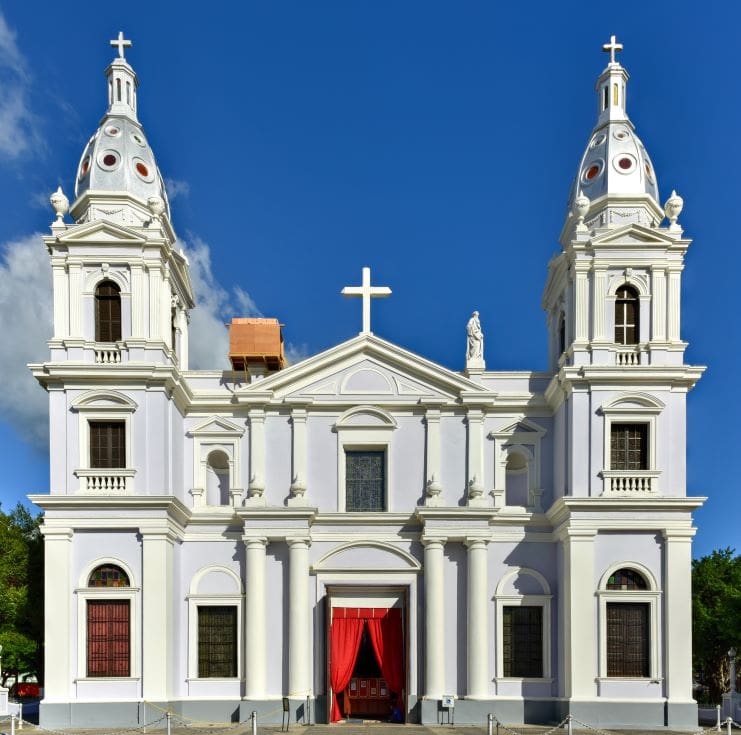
[313,541,421,572]
[335,405,397,431]
[71,389,138,411]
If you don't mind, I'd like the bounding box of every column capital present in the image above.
[242,534,268,548]
[41,527,74,541]
[421,536,447,549]
[465,407,485,423]
[286,535,312,549]
[464,536,489,550]
[248,408,266,423]
[662,527,696,541]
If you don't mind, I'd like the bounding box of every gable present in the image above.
[57,220,146,246]
[590,223,681,249]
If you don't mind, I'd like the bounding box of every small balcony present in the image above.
[601,470,660,496]
[615,346,646,366]
[75,468,135,494]
[94,343,123,364]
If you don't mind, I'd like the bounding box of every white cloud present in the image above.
[0,12,39,160]
[285,342,310,366]
[0,233,51,448]
[165,178,190,201]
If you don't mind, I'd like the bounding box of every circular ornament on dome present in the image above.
[582,160,603,183]
[79,156,91,179]
[613,128,630,141]
[97,150,121,171]
[613,153,637,174]
[104,125,122,138]
[132,157,154,182]
[644,160,654,182]
[590,133,607,149]
[130,132,146,147]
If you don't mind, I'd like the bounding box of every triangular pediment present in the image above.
[244,333,489,405]
[490,417,546,439]
[188,415,245,437]
[590,224,682,248]
[57,220,147,246]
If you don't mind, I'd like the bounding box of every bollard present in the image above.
[252,710,257,735]
[567,714,573,735]
[143,702,147,735]
[166,711,171,735]
[306,695,311,726]
[487,713,493,735]
[18,704,22,730]
[11,713,16,735]
[717,705,722,732]
[726,717,732,735]
[496,721,500,735]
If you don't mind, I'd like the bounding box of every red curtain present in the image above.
[367,615,404,698]
[329,617,364,722]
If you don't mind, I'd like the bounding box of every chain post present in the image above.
[166,711,171,735]
[727,717,732,735]
[567,714,573,735]
[143,702,147,735]
[251,710,257,735]
[717,705,722,732]
[487,713,494,735]
[10,713,16,735]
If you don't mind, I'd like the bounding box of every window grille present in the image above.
[87,600,130,677]
[346,451,385,512]
[88,564,130,587]
[198,606,238,678]
[615,285,639,345]
[503,606,543,677]
[606,602,649,677]
[95,280,122,342]
[607,568,648,591]
[90,421,126,468]
[610,423,648,470]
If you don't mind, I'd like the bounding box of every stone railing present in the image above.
[75,468,135,494]
[602,470,660,495]
[94,344,123,364]
[615,347,644,366]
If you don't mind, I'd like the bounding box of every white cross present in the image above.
[602,34,623,64]
[341,266,392,335]
[110,31,132,59]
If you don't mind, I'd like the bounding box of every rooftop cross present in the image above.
[110,31,132,60]
[341,266,392,335]
[602,34,623,65]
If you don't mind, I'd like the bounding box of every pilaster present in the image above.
[68,262,83,337]
[288,407,308,505]
[667,267,682,342]
[466,409,486,506]
[592,267,606,341]
[574,268,589,343]
[651,267,667,342]
[247,409,266,502]
[424,408,443,506]
[52,261,69,339]
[148,263,161,340]
[130,263,144,338]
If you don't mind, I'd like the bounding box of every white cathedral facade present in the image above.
[31,34,705,729]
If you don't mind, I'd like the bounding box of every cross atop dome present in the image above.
[342,267,392,335]
[602,34,623,65]
[110,31,132,60]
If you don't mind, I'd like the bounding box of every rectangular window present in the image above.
[610,423,648,470]
[607,602,649,677]
[87,599,130,677]
[503,606,543,677]
[198,605,238,678]
[90,421,126,468]
[345,451,385,512]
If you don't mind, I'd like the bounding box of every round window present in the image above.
[613,128,629,141]
[582,161,603,183]
[131,132,146,147]
[590,133,607,149]
[613,154,636,174]
[97,150,120,171]
[104,125,121,137]
[644,160,654,181]
[132,157,154,182]
[79,156,91,179]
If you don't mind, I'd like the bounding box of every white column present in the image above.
[43,529,72,700]
[248,409,266,499]
[148,264,161,340]
[667,268,682,342]
[68,262,83,337]
[130,264,144,338]
[574,269,589,342]
[289,407,308,503]
[561,529,596,699]
[141,530,173,700]
[423,538,445,698]
[592,268,606,340]
[52,261,69,339]
[245,536,267,698]
[161,265,172,349]
[288,537,311,697]
[466,408,485,505]
[651,268,667,341]
[663,529,695,713]
[466,538,488,698]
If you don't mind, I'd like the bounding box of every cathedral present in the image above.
[30,33,705,729]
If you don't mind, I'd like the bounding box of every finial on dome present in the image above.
[110,31,132,60]
[573,191,590,231]
[664,190,684,230]
[50,186,69,222]
[602,34,623,65]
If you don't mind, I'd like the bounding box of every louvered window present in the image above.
[95,280,122,342]
[610,424,648,470]
[87,600,130,677]
[90,421,125,468]
[606,602,649,677]
[614,285,639,345]
[346,451,385,512]
[502,606,543,677]
[198,606,238,678]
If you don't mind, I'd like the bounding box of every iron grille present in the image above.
[198,606,238,678]
[346,451,385,512]
[87,599,130,677]
[607,602,649,677]
[503,606,543,677]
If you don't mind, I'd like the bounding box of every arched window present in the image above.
[86,564,131,677]
[607,568,648,591]
[206,450,230,506]
[614,285,639,345]
[95,280,122,342]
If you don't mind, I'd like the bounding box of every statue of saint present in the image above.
[466,311,484,361]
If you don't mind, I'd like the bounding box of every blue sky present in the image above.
[0,1,736,558]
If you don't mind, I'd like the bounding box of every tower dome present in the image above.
[73,33,170,220]
[564,36,662,235]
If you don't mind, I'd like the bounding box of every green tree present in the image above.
[692,548,741,703]
[0,503,43,687]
